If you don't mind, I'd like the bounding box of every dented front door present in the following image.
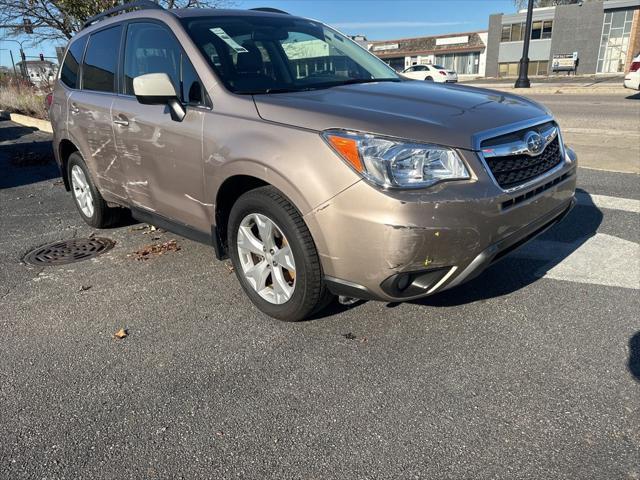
[111,97,208,232]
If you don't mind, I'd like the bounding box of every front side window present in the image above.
[82,26,122,92]
[61,35,88,89]
[182,15,399,94]
[123,22,205,105]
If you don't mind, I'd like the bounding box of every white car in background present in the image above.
[402,64,458,83]
[623,53,640,90]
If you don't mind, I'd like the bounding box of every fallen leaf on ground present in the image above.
[225,263,235,274]
[114,328,128,339]
[79,285,92,292]
[343,332,357,340]
[215,431,225,437]
[131,240,180,260]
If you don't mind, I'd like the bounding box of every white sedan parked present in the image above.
[623,53,640,90]
[402,64,458,83]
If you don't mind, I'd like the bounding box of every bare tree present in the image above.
[0,0,233,43]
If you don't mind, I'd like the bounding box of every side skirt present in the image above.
[130,206,227,259]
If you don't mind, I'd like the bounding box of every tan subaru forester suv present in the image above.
[50,3,577,321]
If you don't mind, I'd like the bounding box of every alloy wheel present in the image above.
[71,165,94,218]
[236,213,296,305]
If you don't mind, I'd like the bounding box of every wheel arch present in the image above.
[212,172,311,260]
[58,138,79,191]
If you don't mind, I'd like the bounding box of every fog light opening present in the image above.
[396,274,411,291]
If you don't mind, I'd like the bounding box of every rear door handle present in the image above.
[70,103,80,115]
[113,119,129,127]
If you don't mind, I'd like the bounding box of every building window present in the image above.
[597,9,634,73]
[435,52,480,75]
[501,25,512,42]
[498,60,549,77]
[500,20,552,42]
[510,23,524,42]
[383,57,406,72]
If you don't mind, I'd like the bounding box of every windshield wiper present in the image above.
[331,78,401,87]
[239,87,318,95]
[239,78,400,95]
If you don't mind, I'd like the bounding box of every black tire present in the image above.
[228,186,333,322]
[67,152,122,228]
[425,76,434,81]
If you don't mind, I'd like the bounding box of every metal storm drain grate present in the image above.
[23,238,115,266]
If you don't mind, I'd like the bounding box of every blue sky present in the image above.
[1,0,516,68]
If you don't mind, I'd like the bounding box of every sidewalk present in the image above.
[460,75,628,94]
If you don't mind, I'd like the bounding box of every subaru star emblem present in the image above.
[524,131,544,155]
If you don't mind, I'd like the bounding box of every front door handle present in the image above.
[70,103,80,115]
[113,119,129,127]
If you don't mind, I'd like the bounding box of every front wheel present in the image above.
[425,76,434,81]
[228,186,332,321]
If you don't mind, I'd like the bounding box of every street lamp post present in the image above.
[515,0,535,88]
[0,38,29,80]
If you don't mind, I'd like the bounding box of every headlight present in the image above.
[323,130,470,188]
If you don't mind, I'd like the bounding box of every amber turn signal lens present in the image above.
[326,135,364,172]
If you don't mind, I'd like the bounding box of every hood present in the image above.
[253,81,551,150]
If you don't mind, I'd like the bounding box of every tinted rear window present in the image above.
[60,36,88,89]
[82,26,122,92]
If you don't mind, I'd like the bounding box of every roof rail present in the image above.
[82,0,164,30]
[249,7,290,15]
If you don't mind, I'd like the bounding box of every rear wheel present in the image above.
[68,152,122,228]
[228,186,332,321]
[425,76,434,81]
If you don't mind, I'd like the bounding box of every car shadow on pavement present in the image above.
[0,144,60,189]
[626,92,640,100]
[0,137,59,189]
[410,189,603,308]
[628,332,640,382]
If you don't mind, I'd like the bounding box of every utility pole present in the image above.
[1,19,34,81]
[9,49,18,77]
[515,0,535,88]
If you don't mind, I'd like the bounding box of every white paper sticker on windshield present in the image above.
[210,28,248,53]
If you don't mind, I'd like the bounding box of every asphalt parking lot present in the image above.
[1,91,639,479]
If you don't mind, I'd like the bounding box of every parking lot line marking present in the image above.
[516,233,640,290]
[576,192,640,213]
[563,127,640,137]
[578,165,640,174]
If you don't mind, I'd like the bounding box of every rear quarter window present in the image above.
[60,35,88,89]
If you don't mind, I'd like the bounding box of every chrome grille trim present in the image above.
[472,116,567,193]
[482,124,558,158]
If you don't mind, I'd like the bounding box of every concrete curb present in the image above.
[461,85,629,95]
[8,113,53,133]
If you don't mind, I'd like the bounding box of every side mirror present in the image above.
[133,73,186,122]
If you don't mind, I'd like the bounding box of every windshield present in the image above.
[182,15,400,94]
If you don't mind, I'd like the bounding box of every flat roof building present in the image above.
[485,0,640,77]
[368,31,489,78]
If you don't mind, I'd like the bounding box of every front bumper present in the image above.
[305,148,577,302]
